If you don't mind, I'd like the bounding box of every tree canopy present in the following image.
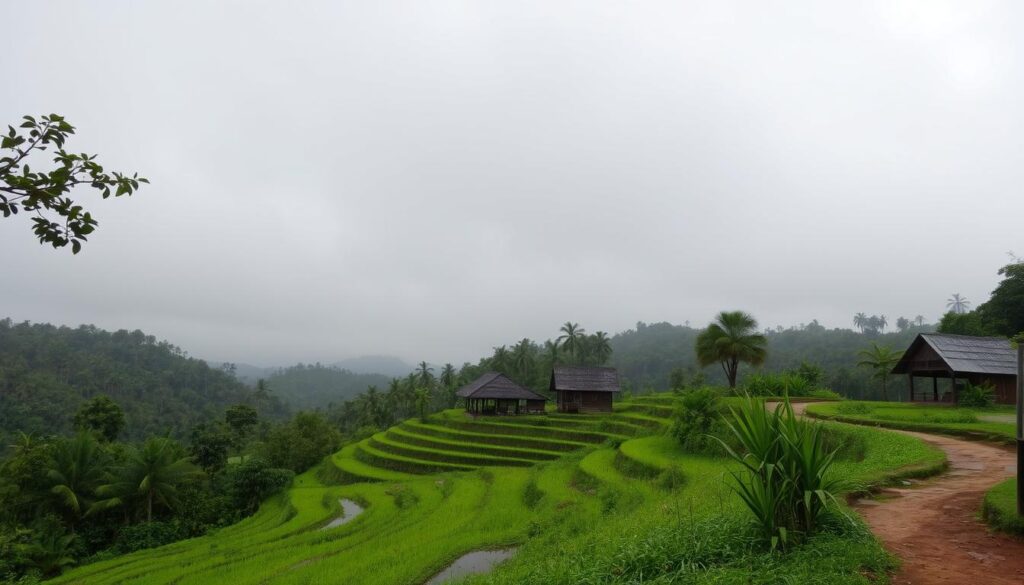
[695,311,767,388]
[1,114,147,253]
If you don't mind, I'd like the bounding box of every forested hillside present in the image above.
[262,364,393,410]
[611,319,936,399]
[0,319,287,442]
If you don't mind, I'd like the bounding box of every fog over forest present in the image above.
[3,1,1021,366]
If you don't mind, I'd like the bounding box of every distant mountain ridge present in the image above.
[332,355,413,377]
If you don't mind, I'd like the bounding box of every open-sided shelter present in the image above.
[456,372,548,415]
[891,333,1018,404]
[550,366,620,413]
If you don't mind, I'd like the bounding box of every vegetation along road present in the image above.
[795,402,1024,585]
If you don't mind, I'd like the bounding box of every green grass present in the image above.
[982,478,1024,536]
[52,394,948,585]
[806,401,1016,443]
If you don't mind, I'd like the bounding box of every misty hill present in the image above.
[0,319,287,443]
[264,364,393,410]
[332,355,413,377]
[610,320,935,399]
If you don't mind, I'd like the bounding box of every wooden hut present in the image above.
[456,372,548,416]
[891,333,1018,404]
[550,366,620,413]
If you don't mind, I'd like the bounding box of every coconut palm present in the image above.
[947,293,970,314]
[592,331,612,365]
[512,338,534,379]
[557,322,586,363]
[543,340,561,366]
[412,387,431,422]
[857,342,902,401]
[695,311,767,388]
[46,433,108,532]
[914,315,925,326]
[416,361,435,388]
[491,345,510,373]
[853,313,868,332]
[95,437,200,523]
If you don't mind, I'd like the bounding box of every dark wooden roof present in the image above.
[891,333,1017,376]
[549,366,621,392]
[455,372,549,401]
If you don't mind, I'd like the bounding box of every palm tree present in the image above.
[695,311,767,388]
[491,345,510,373]
[46,433,108,532]
[557,322,585,363]
[439,363,456,389]
[512,338,534,379]
[853,313,868,333]
[914,315,925,326]
[95,438,200,523]
[543,340,561,367]
[416,361,435,388]
[412,387,431,422]
[592,331,612,365]
[857,342,902,401]
[876,314,888,332]
[947,293,970,314]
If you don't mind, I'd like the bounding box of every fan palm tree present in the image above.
[592,331,612,365]
[857,342,902,401]
[557,322,585,364]
[95,437,200,523]
[46,433,108,532]
[695,311,767,388]
[947,293,970,314]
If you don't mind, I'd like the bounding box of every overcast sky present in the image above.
[2,1,1022,366]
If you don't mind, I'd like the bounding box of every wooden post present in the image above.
[951,372,958,404]
[909,374,915,401]
[933,376,938,401]
[1016,344,1023,515]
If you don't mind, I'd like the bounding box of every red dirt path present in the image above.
[791,403,1024,584]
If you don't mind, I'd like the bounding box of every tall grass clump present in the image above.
[670,387,728,454]
[716,395,843,549]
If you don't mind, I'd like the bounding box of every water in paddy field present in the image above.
[425,548,518,584]
[322,499,364,529]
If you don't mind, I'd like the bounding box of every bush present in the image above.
[522,478,544,509]
[742,371,838,398]
[670,387,723,453]
[227,457,294,514]
[112,521,183,554]
[717,395,843,549]
[957,381,995,407]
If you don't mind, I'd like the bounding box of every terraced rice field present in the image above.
[52,393,945,585]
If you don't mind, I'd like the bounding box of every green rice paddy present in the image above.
[52,395,946,585]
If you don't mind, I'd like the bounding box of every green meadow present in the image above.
[53,395,946,585]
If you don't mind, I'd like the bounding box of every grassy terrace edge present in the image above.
[803,402,1017,445]
[983,478,1024,536]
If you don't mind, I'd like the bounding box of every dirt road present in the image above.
[788,403,1024,584]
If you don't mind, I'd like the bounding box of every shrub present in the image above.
[112,521,183,554]
[670,387,724,453]
[385,484,419,509]
[808,389,842,400]
[227,457,294,514]
[522,478,544,509]
[957,381,995,407]
[716,395,843,549]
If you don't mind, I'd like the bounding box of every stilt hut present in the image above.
[550,366,620,413]
[456,372,548,416]
[891,333,1018,404]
